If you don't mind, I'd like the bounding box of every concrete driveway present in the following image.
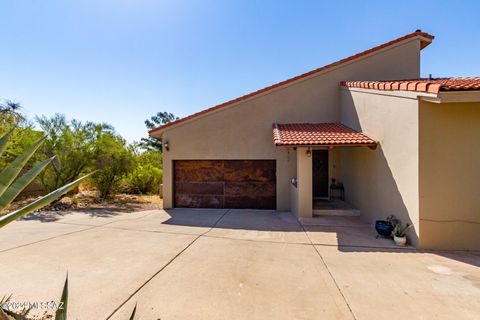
[0,209,479,319]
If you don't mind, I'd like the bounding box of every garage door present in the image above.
[174,160,276,209]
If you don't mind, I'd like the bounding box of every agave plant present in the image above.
[0,295,30,320]
[0,131,92,228]
[0,131,136,320]
[51,277,137,320]
[0,131,90,320]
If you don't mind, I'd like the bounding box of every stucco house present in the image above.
[149,31,480,250]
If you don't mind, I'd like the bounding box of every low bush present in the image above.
[123,150,162,194]
[124,164,162,194]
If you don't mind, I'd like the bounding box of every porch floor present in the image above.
[313,199,360,217]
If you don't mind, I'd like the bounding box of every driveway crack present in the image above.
[298,220,358,320]
[105,209,231,319]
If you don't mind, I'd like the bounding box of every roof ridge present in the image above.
[150,31,434,135]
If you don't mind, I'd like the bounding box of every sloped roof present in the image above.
[272,123,377,147]
[340,77,480,93]
[150,31,434,136]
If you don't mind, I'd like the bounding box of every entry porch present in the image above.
[273,123,377,218]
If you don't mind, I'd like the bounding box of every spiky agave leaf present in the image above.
[0,295,12,320]
[129,303,137,320]
[0,294,30,320]
[0,130,13,158]
[0,172,93,228]
[0,308,12,320]
[54,274,68,320]
[0,295,12,306]
[0,136,46,198]
[0,157,55,211]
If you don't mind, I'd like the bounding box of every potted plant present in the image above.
[375,215,397,238]
[393,223,412,246]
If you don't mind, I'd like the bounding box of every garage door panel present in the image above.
[225,196,276,209]
[175,194,224,208]
[225,181,275,197]
[174,160,224,182]
[224,160,276,182]
[175,182,224,195]
[174,160,276,209]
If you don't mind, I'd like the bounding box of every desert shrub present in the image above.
[124,164,162,194]
[91,134,134,199]
[36,114,115,192]
[124,150,162,194]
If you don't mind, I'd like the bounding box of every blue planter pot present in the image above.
[375,220,394,237]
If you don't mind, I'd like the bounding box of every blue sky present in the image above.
[1,0,479,142]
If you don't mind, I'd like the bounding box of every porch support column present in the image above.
[296,147,313,218]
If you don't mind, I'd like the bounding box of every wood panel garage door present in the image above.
[174,160,276,209]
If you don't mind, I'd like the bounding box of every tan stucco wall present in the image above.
[296,147,313,217]
[340,89,421,247]
[419,101,480,250]
[159,38,422,211]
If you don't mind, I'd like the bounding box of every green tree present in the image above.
[0,100,43,169]
[0,99,23,125]
[92,134,134,199]
[36,114,114,192]
[140,111,178,151]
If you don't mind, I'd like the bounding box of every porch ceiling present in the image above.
[272,123,377,148]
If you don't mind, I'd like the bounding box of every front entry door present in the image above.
[312,150,329,198]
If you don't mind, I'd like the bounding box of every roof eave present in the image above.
[420,90,480,103]
[418,35,434,49]
[341,86,439,100]
[275,143,378,150]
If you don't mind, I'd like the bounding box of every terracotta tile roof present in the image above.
[340,77,480,94]
[272,123,377,147]
[150,31,434,135]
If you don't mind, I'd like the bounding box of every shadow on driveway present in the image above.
[162,208,480,267]
[21,208,123,222]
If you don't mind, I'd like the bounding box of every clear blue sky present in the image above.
[1,0,479,142]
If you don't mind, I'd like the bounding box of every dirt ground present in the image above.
[2,190,162,216]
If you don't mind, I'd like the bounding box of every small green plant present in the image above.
[393,223,412,237]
